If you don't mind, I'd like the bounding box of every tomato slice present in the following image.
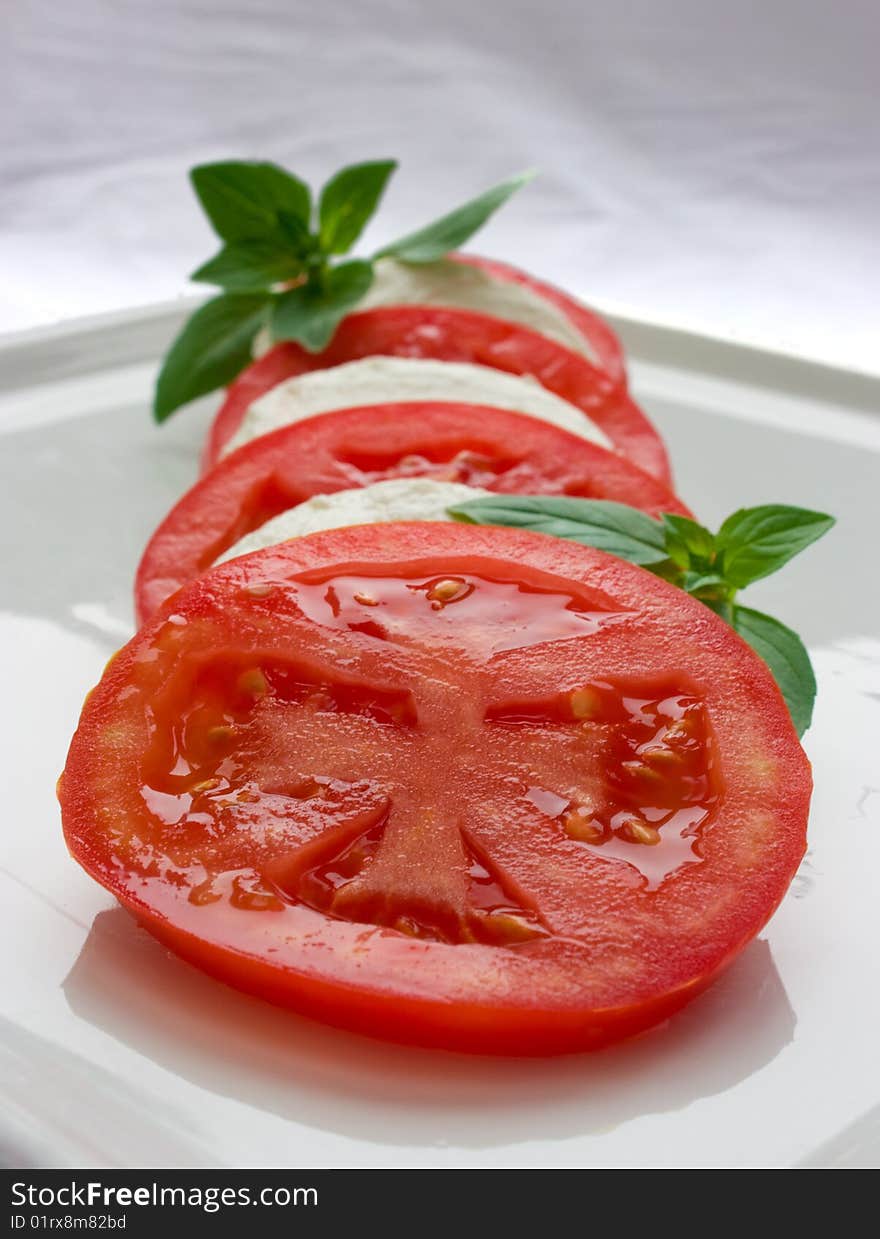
[204,307,670,483]
[137,401,691,623]
[63,523,810,1055]
[452,253,626,390]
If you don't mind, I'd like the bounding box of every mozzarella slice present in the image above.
[215,479,485,564]
[252,257,597,364]
[225,356,609,457]
[360,258,597,361]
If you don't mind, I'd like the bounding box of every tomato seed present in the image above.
[427,578,466,603]
[622,820,661,845]
[564,811,605,844]
[188,880,222,906]
[569,687,600,719]
[238,668,267,696]
[622,760,663,785]
[643,746,682,767]
[191,777,221,793]
[481,912,543,943]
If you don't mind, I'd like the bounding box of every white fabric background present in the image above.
[2,0,877,372]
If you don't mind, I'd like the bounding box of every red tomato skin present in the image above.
[203,307,670,483]
[452,252,627,392]
[62,524,810,1056]
[136,401,692,624]
[124,901,723,1056]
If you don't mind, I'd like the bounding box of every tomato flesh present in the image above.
[204,306,670,482]
[62,523,809,1055]
[136,401,691,623]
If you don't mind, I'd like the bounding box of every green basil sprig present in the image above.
[153,160,533,421]
[448,497,834,735]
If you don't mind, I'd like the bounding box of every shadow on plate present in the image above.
[63,907,795,1150]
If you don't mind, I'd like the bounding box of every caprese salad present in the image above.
[60,160,833,1055]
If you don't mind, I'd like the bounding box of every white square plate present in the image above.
[1,306,877,1169]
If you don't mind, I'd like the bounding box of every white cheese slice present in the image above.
[216,478,485,564]
[361,258,596,361]
[225,355,608,457]
[252,257,597,362]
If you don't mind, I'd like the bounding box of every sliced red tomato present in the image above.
[452,253,627,391]
[204,307,670,483]
[63,522,809,1055]
[137,401,691,623]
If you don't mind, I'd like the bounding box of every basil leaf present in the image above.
[318,160,397,255]
[190,238,306,292]
[661,513,716,570]
[376,170,534,264]
[682,571,726,594]
[449,496,668,565]
[449,493,818,733]
[715,505,835,588]
[153,293,270,422]
[271,260,374,352]
[190,161,311,242]
[277,210,315,255]
[732,606,816,736]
